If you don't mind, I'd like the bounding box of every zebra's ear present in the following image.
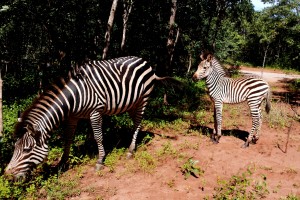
[200,53,204,61]
[207,54,213,62]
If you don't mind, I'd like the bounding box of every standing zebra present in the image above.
[5,56,179,181]
[192,52,271,148]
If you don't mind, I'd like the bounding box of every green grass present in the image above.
[104,148,126,172]
[180,157,204,179]
[213,170,269,200]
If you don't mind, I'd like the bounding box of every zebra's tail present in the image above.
[265,88,272,114]
[154,75,183,89]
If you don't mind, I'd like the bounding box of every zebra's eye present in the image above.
[23,147,32,153]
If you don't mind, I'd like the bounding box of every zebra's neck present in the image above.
[22,78,87,134]
[206,59,226,86]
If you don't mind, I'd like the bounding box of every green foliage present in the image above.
[0,176,23,199]
[156,141,177,158]
[0,97,35,173]
[289,79,300,93]
[134,150,156,173]
[104,148,126,172]
[180,157,204,180]
[213,170,269,199]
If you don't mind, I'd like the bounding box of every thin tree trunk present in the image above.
[169,27,180,66]
[166,0,177,75]
[187,53,192,74]
[262,44,269,68]
[102,0,119,60]
[164,0,177,105]
[121,0,134,54]
[0,70,3,137]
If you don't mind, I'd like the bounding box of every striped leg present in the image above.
[253,107,263,144]
[127,104,146,159]
[212,102,223,144]
[90,111,105,170]
[243,103,260,148]
[60,119,79,167]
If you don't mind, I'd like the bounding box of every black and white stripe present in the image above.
[192,53,271,147]
[5,56,178,180]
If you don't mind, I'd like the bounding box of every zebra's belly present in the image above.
[222,96,247,104]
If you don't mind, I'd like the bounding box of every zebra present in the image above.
[5,56,180,181]
[192,52,271,148]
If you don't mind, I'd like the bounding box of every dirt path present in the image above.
[241,68,300,83]
[64,68,300,200]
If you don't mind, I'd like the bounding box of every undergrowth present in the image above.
[0,76,298,199]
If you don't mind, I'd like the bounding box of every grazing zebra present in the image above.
[5,56,179,181]
[192,52,271,148]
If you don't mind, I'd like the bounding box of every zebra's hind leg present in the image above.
[242,104,260,148]
[90,111,105,171]
[127,105,145,159]
[252,107,263,144]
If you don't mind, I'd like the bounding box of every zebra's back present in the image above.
[79,57,156,115]
[215,76,270,104]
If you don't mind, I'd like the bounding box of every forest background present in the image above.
[0,0,299,102]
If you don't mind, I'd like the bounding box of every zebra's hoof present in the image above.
[241,142,249,148]
[126,152,133,159]
[95,163,104,171]
[251,138,258,144]
[211,138,219,144]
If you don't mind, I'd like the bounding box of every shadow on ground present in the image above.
[188,124,249,142]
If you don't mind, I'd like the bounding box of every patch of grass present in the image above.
[213,170,269,200]
[156,141,177,158]
[179,139,200,151]
[280,194,300,200]
[180,157,204,180]
[265,102,292,128]
[104,148,126,172]
[134,150,157,173]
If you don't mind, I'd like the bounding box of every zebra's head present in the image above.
[192,53,213,81]
[5,124,49,181]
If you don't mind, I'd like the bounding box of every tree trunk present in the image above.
[262,44,269,68]
[187,53,192,74]
[0,71,3,137]
[121,0,134,54]
[166,0,177,75]
[164,0,177,105]
[102,0,119,60]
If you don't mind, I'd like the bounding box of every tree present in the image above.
[102,0,119,59]
[166,0,178,75]
[121,0,134,54]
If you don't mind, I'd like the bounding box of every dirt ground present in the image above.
[66,68,300,200]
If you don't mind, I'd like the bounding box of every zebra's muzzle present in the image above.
[4,169,27,182]
[192,74,199,82]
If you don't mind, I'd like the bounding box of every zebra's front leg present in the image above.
[212,103,223,144]
[59,119,78,169]
[90,111,105,171]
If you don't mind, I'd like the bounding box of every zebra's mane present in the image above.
[13,76,70,139]
[211,57,227,75]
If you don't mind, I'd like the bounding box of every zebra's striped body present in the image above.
[192,53,271,147]
[5,56,177,180]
